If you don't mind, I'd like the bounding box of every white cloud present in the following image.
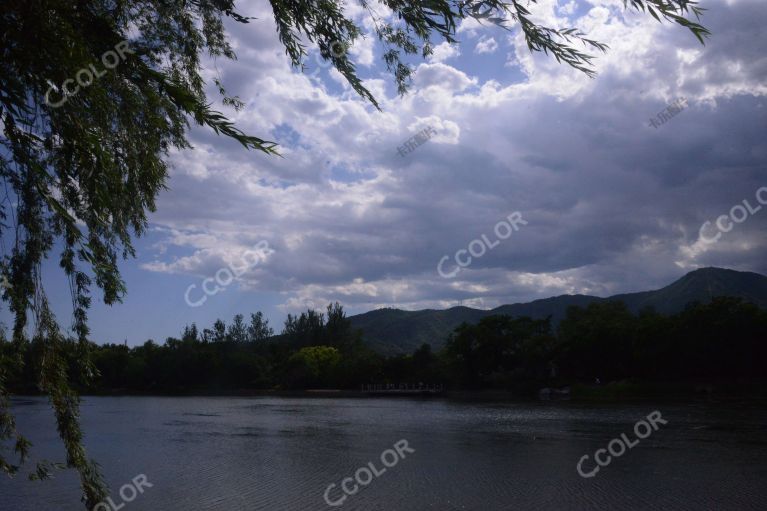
[428,42,460,63]
[349,34,375,66]
[456,17,484,38]
[474,36,498,55]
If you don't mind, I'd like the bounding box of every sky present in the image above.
[24,0,767,345]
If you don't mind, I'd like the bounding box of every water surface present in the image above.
[2,396,766,510]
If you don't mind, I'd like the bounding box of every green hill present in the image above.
[612,267,767,313]
[349,267,767,355]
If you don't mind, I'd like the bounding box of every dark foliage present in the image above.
[3,298,763,399]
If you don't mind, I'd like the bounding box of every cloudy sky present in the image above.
[36,0,767,345]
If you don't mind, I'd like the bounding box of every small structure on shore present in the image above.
[538,386,571,400]
[362,383,444,396]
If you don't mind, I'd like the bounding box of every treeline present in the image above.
[443,297,767,390]
[2,297,765,395]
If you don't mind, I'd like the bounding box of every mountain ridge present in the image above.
[349,267,767,355]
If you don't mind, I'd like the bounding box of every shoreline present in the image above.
[10,382,767,403]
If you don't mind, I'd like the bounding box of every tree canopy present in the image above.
[0,0,708,508]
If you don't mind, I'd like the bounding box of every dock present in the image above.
[362,383,444,396]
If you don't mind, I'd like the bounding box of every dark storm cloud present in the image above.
[143,0,767,311]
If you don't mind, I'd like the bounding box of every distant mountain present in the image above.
[349,267,767,355]
[612,267,767,314]
[348,306,487,355]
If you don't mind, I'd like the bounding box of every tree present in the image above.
[325,302,361,353]
[181,324,199,343]
[442,315,554,387]
[282,309,325,347]
[212,319,227,343]
[247,312,273,343]
[557,301,638,381]
[412,343,438,381]
[226,314,248,343]
[286,346,341,388]
[0,0,708,507]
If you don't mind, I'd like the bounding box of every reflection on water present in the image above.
[1,396,766,510]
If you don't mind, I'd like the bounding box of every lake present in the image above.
[2,396,766,510]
